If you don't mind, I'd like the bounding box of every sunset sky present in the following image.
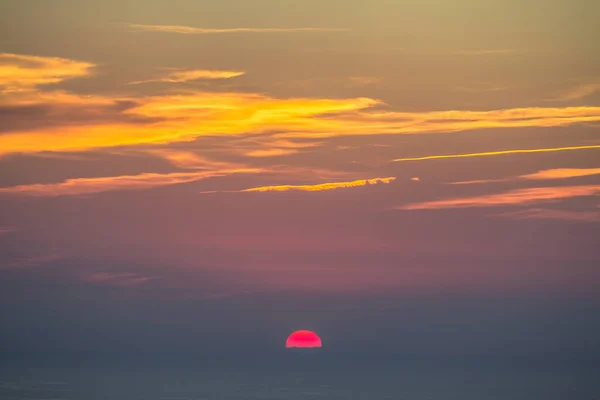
[1,0,599,357]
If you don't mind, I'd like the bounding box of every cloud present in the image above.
[130,69,245,84]
[85,272,154,287]
[0,226,17,235]
[145,149,246,170]
[201,290,252,300]
[547,83,600,102]
[497,208,600,222]
[452,168,600,185]
[3,53,600,158]
[244,148,299,157]
[0,91,378,156]
[0,168,259,197]
[393,145,600,163]
[454,49,519,55]
[241,177,396,192]
[127,23,348,34]
[1,253,63,269]
[0,53,93,91]
[520,168,600,180]
[399,185,600,210]
[0,97,158,133]
[349,76,382,86]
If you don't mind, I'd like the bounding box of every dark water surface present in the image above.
[1,355,598,400]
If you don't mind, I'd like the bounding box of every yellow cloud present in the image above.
[127,24,348,34]
[0,93,378,155]
[242,177,396,192]
[0,53,93,91]
[130,69,245,84]
[3,53,600,158]
[245,148,299,157]
[399,185,600,210]
[393,145,600,163]
[0,168,259,197]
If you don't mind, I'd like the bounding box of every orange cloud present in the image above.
[0,168,259,197]
[130,69,245,84]
[393,145,600,163]
[0,53,93,91]
[242,177,396,192]
[520,168,600,180]
[452,167,600,185]
[127,24,348,34]
[399,185,600,210]
[245,148,299,157]
[3,53,600,158]
[145,149,247,170]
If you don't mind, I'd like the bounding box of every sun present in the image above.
[286,330,322,348]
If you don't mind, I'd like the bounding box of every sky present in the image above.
[1,0,599,359]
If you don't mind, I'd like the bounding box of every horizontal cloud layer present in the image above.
[130,69,245,84]
[3,53,600,158]
[0,53,93,90]
[0,168,259,197]
[498,208,600,222]
[399,185,600,210]
[127,24,348,34]
[452,168,600,185]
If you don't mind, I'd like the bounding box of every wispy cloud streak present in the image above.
[242,177,396,192]
[0,168,259,197]
[498,208,600,222]
[547,83,600,102]
[393,145,600,163]
[128,24,348,34]
[130,69,244,84]
[452,168,600,185]
[0,53,93,91]
[399,185,600,210]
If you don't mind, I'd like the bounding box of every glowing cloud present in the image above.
[452,168,600,185]
[3,53,600,158]
[244,148,298,157]
[0,169,259,197]
[130,69,245,84]
[242,177,396,192]
[145,149,247,170]
[0,53,93,91]
[393,145,600,163]
[128,24,348,34]
[520,168,600,180]
[399,185,600,210]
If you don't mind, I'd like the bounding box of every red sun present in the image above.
[286,330,322,348]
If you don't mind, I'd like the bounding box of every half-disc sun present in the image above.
[286,330,322,348]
